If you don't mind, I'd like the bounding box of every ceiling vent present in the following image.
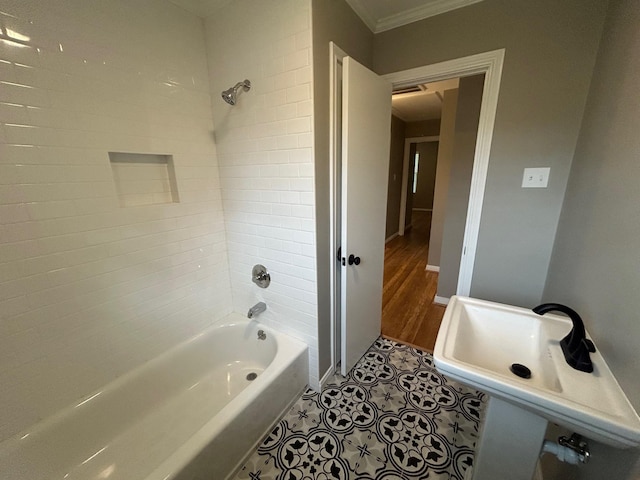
[392,85,427,96]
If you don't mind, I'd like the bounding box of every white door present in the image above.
[340,57,392,375]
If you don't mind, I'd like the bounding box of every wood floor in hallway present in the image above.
[381,210,445,351]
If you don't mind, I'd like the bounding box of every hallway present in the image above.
[381,210,445,351]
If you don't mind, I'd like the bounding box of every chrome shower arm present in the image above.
[233,80,251,92]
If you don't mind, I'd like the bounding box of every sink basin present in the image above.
[434,296,640,448]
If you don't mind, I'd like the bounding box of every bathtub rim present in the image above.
[0,314,291,443]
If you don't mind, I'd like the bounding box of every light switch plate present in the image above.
[522,167,550,188]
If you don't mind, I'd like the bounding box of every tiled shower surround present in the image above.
[205,0,319,388]
[0,0,317,443]
[235,338,486,480]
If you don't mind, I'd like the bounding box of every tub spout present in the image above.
[247,302,266,319]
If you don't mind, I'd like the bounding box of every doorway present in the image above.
[328,46,505,380]
[382,50,504,296]
[396,136,441,239]
[382,74,486,349]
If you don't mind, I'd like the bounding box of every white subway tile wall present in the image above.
[0,1,233,441]
[204,0,319,388]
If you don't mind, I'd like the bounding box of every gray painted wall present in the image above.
[412,142,439,210]
[385,115,407,238]
[438,74,484,298]
[374,0,608,306]
[543,0,640,478]
[405,119,440,138]
[311,0,374,379]
[429,89,459,268]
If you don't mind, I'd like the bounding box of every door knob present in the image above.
[348,254,361,266]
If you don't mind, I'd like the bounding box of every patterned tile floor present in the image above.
[234,338,487,480]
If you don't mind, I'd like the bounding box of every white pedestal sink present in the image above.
[433,296,640,480]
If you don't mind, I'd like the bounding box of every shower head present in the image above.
[221,79,251,105]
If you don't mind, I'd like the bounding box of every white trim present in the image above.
[533,461,544,480]
[399,135,439,236]
[463,466,473,480]
[319,365,336,390]
[385,232,399,243]
[434,295,450,306]
[384,48,505,297]
[329,42,347,375]
[343,0,377,32]
[377,0,484,33]
[346,0,485,34]
[426,264,440,272]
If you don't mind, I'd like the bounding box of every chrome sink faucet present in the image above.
[247,302,267,319]
[532,303,596,373]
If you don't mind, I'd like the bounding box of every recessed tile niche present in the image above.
[109,152,180,207]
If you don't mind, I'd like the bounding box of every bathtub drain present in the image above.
[246,372,258,381]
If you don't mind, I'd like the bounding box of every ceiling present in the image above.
[345,0,484,33]
[167,1,468,122]
[392,78,459,122]
[167,0,232,18]
[169,0,484,28]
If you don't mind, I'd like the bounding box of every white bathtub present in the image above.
[0,313,308,480]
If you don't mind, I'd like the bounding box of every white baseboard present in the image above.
[434,295,450,306]
[463,466,473,480]
[319,366,335,390]
[385,232,399,243]
[426,264,440,272]
[533,460,544,480]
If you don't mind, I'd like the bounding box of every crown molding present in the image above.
[377,0,484,33]
[347,0,485,34]
[344,0,378,32]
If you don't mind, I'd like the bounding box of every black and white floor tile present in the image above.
[234,338,487,480]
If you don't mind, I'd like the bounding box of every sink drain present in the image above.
[246,372,258,381]
[510,363,532,379]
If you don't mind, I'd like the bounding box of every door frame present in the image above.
[328,47,505,376]
[328,42,347,382]
[399,135,440,236]
[384,48,505,298]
